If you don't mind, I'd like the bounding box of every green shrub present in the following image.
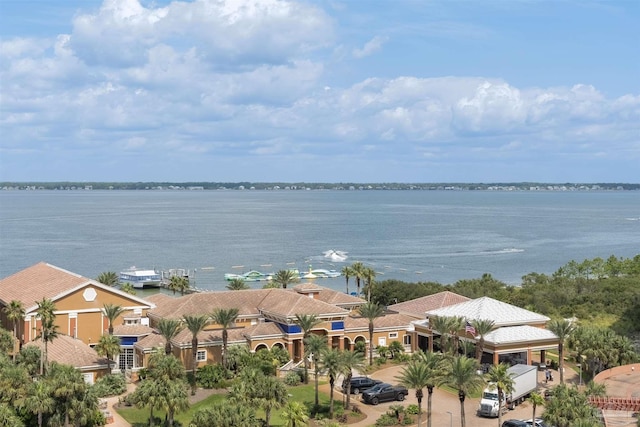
[374,413,399,426]
[93,373,126,397]
[284,371,302,386]
[405,404,420,414]
[196,364,231,389]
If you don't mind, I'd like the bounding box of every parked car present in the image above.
[361,383,409,405]
[501,420,528,427]
[524,418,551,427]
[341,376,382,395]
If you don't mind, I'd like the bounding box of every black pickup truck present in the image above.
[361,383,409,405]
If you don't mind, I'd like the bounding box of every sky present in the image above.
[0,0,639,183]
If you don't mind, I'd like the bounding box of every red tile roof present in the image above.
[388,291,470,318]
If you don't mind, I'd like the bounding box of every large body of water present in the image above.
[0,190,638,293]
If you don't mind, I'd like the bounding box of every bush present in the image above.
[405,404,420,415]
[374,414,399,426]
[196,364,231,389]
[284,370,302,386]
[93,373,126,397]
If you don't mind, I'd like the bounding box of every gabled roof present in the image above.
[241,322,283,340]
[388,291,470,318]
[426,296,549,326]
[149,288,349,320]
[345,312,416,331]
[0,262,155,313]
[113,324,154,337]
[25,334,109,370]
[483,325,558,345]
[300,285,365,307]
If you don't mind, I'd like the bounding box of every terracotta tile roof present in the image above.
[388,291,470,319]
[25,334,109,369]
[134,332,166,351]
[113,324,154,337]
[240,322,283,339]
[149,288,349,320]
[144,293,174,305]
[300,285,366,306]
[293,283,322,292]
[0,262,154,312]
[345,312,416,331]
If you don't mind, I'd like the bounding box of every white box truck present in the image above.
[477,364,538,418]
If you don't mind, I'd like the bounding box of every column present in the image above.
[493,351,499,365]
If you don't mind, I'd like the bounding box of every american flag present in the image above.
[465,321,476,335]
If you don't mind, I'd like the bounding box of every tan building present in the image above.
[25,334,111,384]
[0,262,155,359]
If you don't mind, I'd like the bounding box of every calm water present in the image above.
[0,190,638,291]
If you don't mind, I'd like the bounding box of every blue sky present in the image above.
[1,0,638,183]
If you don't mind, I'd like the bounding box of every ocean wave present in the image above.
[624,217,640,221]
[323,250,348,262]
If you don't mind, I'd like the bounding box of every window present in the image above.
[403,335,411,345]
[118,348,134,370]
[196,350,207,362]
[389,332,398,339]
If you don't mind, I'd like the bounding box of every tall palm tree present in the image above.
[183,314,209,394]
[341,265,352,295]
[470,318,495,362]
[281,401,309,427]
[414,351,444,427]
[35,298,57,375]
[168,275,190,296]
[226,278,250,290]
[358,302,384,365]
[3,300,25,359]
[350,262,366,297]
[528,391,545,424]
[448,316,465,355]
[271,269,300,289]
[96,271,118,287]
[485,363,515,426]
[305,333,327,409]
[396,361,432,427]
[156,318,184,355]
[340,350,365,410]
[22,380,54,427]
[102,303,125,335]
[94,334,121,375]
[547,318,576,383]
[318,348,342,419]
[294,313,322,384]
[210,307,239,369]
[120,282,137,295]
[257,375,288,427]
[439,356,485,427]
[48,362,88,427]
[363,266,377,302]
[430,315,456,354]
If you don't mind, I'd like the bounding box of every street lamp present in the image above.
[446,411,452,427]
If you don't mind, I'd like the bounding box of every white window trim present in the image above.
[196,350,207,362]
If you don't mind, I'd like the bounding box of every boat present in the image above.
[119,267,162,289]
[306,269,342,279]
[224,270,275,282]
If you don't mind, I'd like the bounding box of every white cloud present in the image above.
[352,35,388,58]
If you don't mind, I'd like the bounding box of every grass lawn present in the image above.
[116,383,338,427]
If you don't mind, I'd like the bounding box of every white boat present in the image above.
[119,267,162,289]
[224,270,275,282]
[308,269,342,278]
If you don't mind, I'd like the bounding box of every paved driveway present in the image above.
[333,363,572,427]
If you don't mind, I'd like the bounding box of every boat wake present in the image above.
[323,250,348,262]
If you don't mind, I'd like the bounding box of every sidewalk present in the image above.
[103,382,136,427]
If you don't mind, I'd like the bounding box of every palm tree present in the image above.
[257,374,289,426]
[168,275,189,295]
[341,265,352,295]
[294,313,322,384]
[358,302,384,365]
[485,363,515,426]
[271,269,300,289]
[226,278,250,290]
[396,361,432,427]
[528,391,545,424]
[130,375,163,426]
[340,350,365,410]
[210,307,239,369]
[3,300,25,359]
[547,318,576,383]
[439,356,485,427]
[318,348,342,418]
[183,314,209,394]
[35,298,57,375]
[120,282,137,295]
[102,303,125,335]
[281,401,309,427]
[430,315,456,354]
[48,362,88,427]
[305,333,327,409]
[414,351,444,427]
[350,262,366,297]
[21,380,54,427]
[96,271,118,287]
[449,316,465,355]
[471,318,495,362]
[363,266,376,302]
[94,334,121,375]
[156,318,184,355]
